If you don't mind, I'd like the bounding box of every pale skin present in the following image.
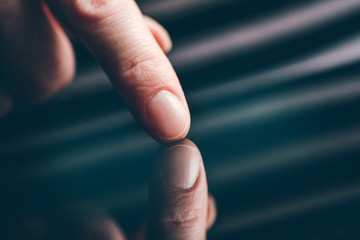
[0,0,191,142]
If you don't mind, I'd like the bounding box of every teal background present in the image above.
[1,0,360,239]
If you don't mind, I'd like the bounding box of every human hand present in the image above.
[0,0,190,142]
[6,139,216,239]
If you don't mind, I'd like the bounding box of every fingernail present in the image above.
[146,90,190,141]
[162,145,199,189]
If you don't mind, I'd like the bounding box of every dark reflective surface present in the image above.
[2,0,360,239]
[1,139,212,239]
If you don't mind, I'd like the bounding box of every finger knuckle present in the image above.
[70,0,118,23]
[162,195,204,230]
[120,53,164,90]
[164,210,203,230]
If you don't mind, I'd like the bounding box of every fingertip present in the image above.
[145,90,191,143]
[144,16,173,53]
[160,140,200,190]
[207,195,217,230]
[155,139,204,194]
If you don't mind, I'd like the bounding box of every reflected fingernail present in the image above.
[161,144,199,189]
[146,90,190,142]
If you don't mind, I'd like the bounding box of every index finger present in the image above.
[46,0,190,142]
